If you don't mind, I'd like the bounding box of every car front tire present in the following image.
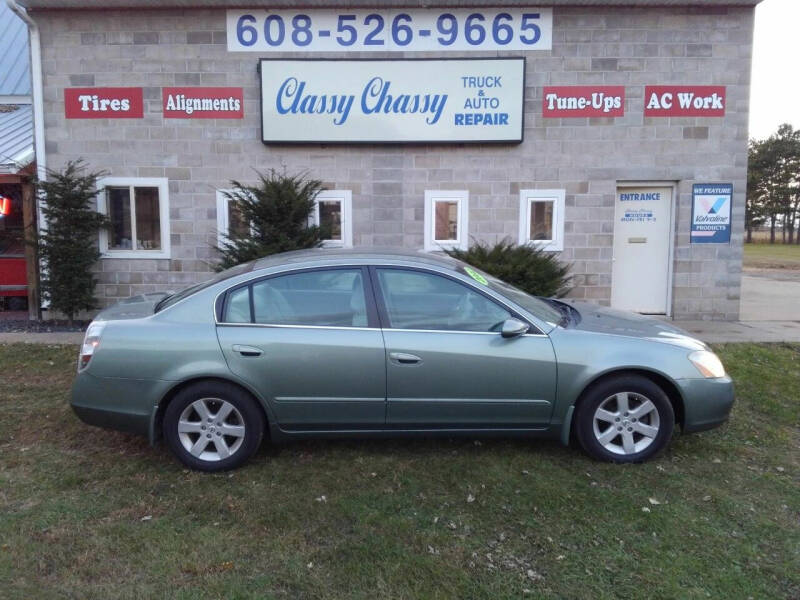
[575,374,674,463]
[164,381,265,472]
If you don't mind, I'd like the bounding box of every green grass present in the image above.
[1,343,798,599]
[744,242,800,270]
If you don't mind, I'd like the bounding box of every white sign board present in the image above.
[260,58,525,144]
[228,9,552,53]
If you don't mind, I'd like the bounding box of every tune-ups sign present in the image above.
[259,58,524,143]
[542,86,625,117]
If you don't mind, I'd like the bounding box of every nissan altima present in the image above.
[71,249,733,471]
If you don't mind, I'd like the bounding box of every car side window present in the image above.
[376,269,511,332]
[248,269,368,328]
[223,286,251,323]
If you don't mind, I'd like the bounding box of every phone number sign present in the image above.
[227,9,552,52]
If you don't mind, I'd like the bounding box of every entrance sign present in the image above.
[691,183,732,244]
[64,88,143,119]
[542,86,624,117]
[644,86,726,117]
[162,87,244,119]
[259,58,525,144]
[228,9,552,53]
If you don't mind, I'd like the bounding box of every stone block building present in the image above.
[15,0,759,319]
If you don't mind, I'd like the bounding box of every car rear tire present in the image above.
[164,381,264,472]
[575,374,674,463]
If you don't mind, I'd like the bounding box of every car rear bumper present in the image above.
[71,371,170,442]
[677,376,735,433]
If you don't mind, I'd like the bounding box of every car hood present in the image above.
[93,292,169,321]
[562,301,707,350]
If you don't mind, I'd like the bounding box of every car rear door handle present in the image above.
[389,352,422,365]
[232,344,263,357]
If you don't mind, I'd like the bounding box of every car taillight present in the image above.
[78,321,106,371]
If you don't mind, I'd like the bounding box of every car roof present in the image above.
[251,247,464,272]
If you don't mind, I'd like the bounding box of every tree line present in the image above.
[747,124,800,244]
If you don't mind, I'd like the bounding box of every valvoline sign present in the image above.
[691,183,732,243]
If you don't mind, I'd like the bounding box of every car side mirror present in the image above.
[501,318,530,338]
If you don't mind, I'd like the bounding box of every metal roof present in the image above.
[0,105,34,173]
[0,2,31,96]
[18,0,763,8]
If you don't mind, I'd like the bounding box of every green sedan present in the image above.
[71,249,733,471]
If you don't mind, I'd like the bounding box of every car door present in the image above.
[372,267,558,428]
[216,267,386,430]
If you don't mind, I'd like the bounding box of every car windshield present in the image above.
[154,262,254,312]
[455,264,563,325]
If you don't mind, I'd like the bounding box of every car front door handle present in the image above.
[389,352,422,365]
[232,344,263,357]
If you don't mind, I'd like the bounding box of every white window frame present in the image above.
[424,190,469,252]
[97,177,170,259]
[310,190,353,248]
[518,189,565,252]
[216,189,257,248]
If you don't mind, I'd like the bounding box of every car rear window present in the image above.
[155,261,254,313]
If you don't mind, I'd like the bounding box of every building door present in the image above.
[611,185,673,314]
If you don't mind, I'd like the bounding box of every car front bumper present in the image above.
[71,371,172,442]
[677,375,735,433]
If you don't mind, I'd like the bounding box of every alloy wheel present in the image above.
[591,391,661,456]
[177,397,246,462]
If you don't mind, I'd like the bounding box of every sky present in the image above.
[749,0,800,140]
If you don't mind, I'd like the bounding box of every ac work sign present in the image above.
[644,86,725,117]
[259,58,524,143]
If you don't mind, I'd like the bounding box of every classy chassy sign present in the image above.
[64,87,144,118]
[542,86,625,117]
[259,58,525,143]
[162,87,244,118]
[644,86,726,117]
[691,183,733,244]
[228,9,552,53]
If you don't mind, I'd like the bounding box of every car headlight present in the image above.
[78,320,106,371]
[688,350,726,378]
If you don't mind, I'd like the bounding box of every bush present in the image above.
[446,238,572,298]
[216,170,327,270]
[36,160,109,324]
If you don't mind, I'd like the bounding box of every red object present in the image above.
[0,195,10,216]
[644,86,726,117]
[162,87,244,119]
[64,87,144,119]
[0,257,27,297]
[542,86,625,118]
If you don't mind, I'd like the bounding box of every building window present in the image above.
[98,178,170,258]
[518,189,565,252]
[424,190,469,252]
[310,190,353,248]
[216,190,251,248]
[217,189,353,249]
